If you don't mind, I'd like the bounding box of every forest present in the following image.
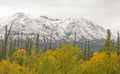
[0,25,120,74]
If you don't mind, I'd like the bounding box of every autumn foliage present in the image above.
[0,43,119,74]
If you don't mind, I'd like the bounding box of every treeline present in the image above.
[0,25,120,74]
[0,24,120,60]
[0,25,45,60]
[100,29,120,53]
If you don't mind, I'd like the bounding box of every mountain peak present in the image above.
[39,15,61,21]
[40,16,49,19]
[11,12,29,21]
[0,13,107,40]
[13,12,26,17]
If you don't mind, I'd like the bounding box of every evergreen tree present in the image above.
[49,31,53,50]
[117,31,120,51]
[3,24,12,59]
[74,32,77,46]
[83,40,87,60]
[44,35,46,50]
[99,45,103,52]
[17,35,20,48]
[29,38,32,55]
[104,29,113,51]
[35,34,40,52]
[25,36,29,55]
[111,39,115,51]
[1,40,3,58]
[87,40,91,60]
[25,36,32,55]
[9,37,13,56]
[13,39,16,52]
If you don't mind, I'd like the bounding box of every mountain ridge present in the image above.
[0,12,107,41]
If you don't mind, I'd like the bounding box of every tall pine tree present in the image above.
[104,29,114,51]
[87,40,91,60]
[116,31,120,54]
[83,40,87,60]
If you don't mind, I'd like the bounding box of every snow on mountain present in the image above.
[0,12,107,41]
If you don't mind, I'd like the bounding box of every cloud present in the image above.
[0,0,120,34]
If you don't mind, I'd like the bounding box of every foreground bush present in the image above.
[78,52,120,74]
[0,44,120,74]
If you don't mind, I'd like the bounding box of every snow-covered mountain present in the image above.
[0,12,107,41]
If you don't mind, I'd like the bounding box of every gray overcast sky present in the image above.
[0,0,120,34]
